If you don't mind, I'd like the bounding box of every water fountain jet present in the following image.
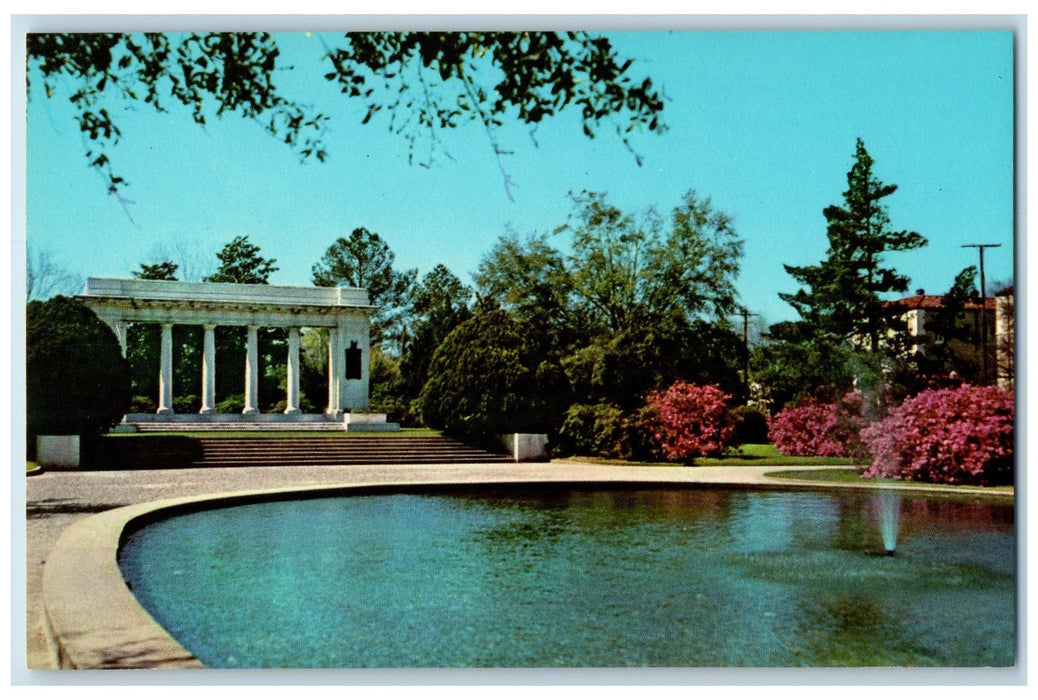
[878,489,901,555]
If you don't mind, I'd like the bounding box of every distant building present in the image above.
[885,287,1013,389]
[994,286,1015,391]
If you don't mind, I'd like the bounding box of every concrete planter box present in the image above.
[37,435,80,469]
[502,433,549,462]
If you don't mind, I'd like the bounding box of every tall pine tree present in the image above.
[781,139,927,351]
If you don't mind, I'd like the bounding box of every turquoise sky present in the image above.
[24,28,1016,328]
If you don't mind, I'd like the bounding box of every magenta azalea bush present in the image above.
[861,384,1014,486]
[645,381,735,461]
[768,393,867,458]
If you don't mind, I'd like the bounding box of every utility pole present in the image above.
[962,243,1001,383]
[735,307,759,399]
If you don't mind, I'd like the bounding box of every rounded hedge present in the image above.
[417,309,566,437]
[27,296,131,443]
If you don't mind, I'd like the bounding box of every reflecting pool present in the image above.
[118,487,1015,668]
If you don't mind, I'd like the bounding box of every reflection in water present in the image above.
[119,487,1015,668]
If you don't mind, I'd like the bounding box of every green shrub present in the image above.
[27,296,131,447]
[555,402,662,460]
[369,397,418,426]
[557,403,629,458]
[731,405,769,445]
[269,395,318,414]
[216,393,245,414]
[130,395,157,413]
[172,394,201,414]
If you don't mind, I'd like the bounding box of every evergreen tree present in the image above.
[134,260,179,281]
[204,235,278,284]
[417,308,567,438]
[780,138,927,351]
[203,236,281,406]
[907,266,984,385]
[399,264,473,398]
[312,228,417,346]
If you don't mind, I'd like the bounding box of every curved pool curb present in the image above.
[41,466,1014,669]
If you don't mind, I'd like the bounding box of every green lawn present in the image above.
[704,443,856,466]
[766,467,1015,495]
[566,443,858,468]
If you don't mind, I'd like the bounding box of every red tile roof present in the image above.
[887,293,996,311]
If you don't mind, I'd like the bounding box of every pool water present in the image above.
[118,487,1015,668]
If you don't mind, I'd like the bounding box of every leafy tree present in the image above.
[368,345,411,423]
[399,264,473,398]
[27,31,665,198]
[474,229,580,358]
[299,327,332,413]
[205,235,278,284]
[476,190,745,412]
[926,266,983,380]
[477,190,743,344]
[27,296,131,447]
[780,138,927,351]
[563,190,742,337]
[563,321,744,410]
[311,228,417,345]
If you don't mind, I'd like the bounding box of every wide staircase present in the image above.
[128,421,350,433]
[91,434,514,469]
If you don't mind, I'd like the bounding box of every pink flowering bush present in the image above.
[768,392,867,458]
[645,381,735,461]
[861,384,1014,486]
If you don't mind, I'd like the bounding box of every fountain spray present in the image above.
[879,489,901,555]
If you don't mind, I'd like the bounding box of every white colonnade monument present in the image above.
[79,278,377,424]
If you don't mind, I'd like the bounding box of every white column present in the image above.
[112,321,128,357]
[243,325,260,416]
[200,324,216,414]
[326,327,342,417]
[285,327,301,415]
[157,323,174,415]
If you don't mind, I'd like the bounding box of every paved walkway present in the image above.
[22,461,1009,670]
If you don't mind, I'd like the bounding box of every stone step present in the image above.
[192,455,514,467]
[91,434,513,469]
[193,439,473,449]
[196,444,500,454]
